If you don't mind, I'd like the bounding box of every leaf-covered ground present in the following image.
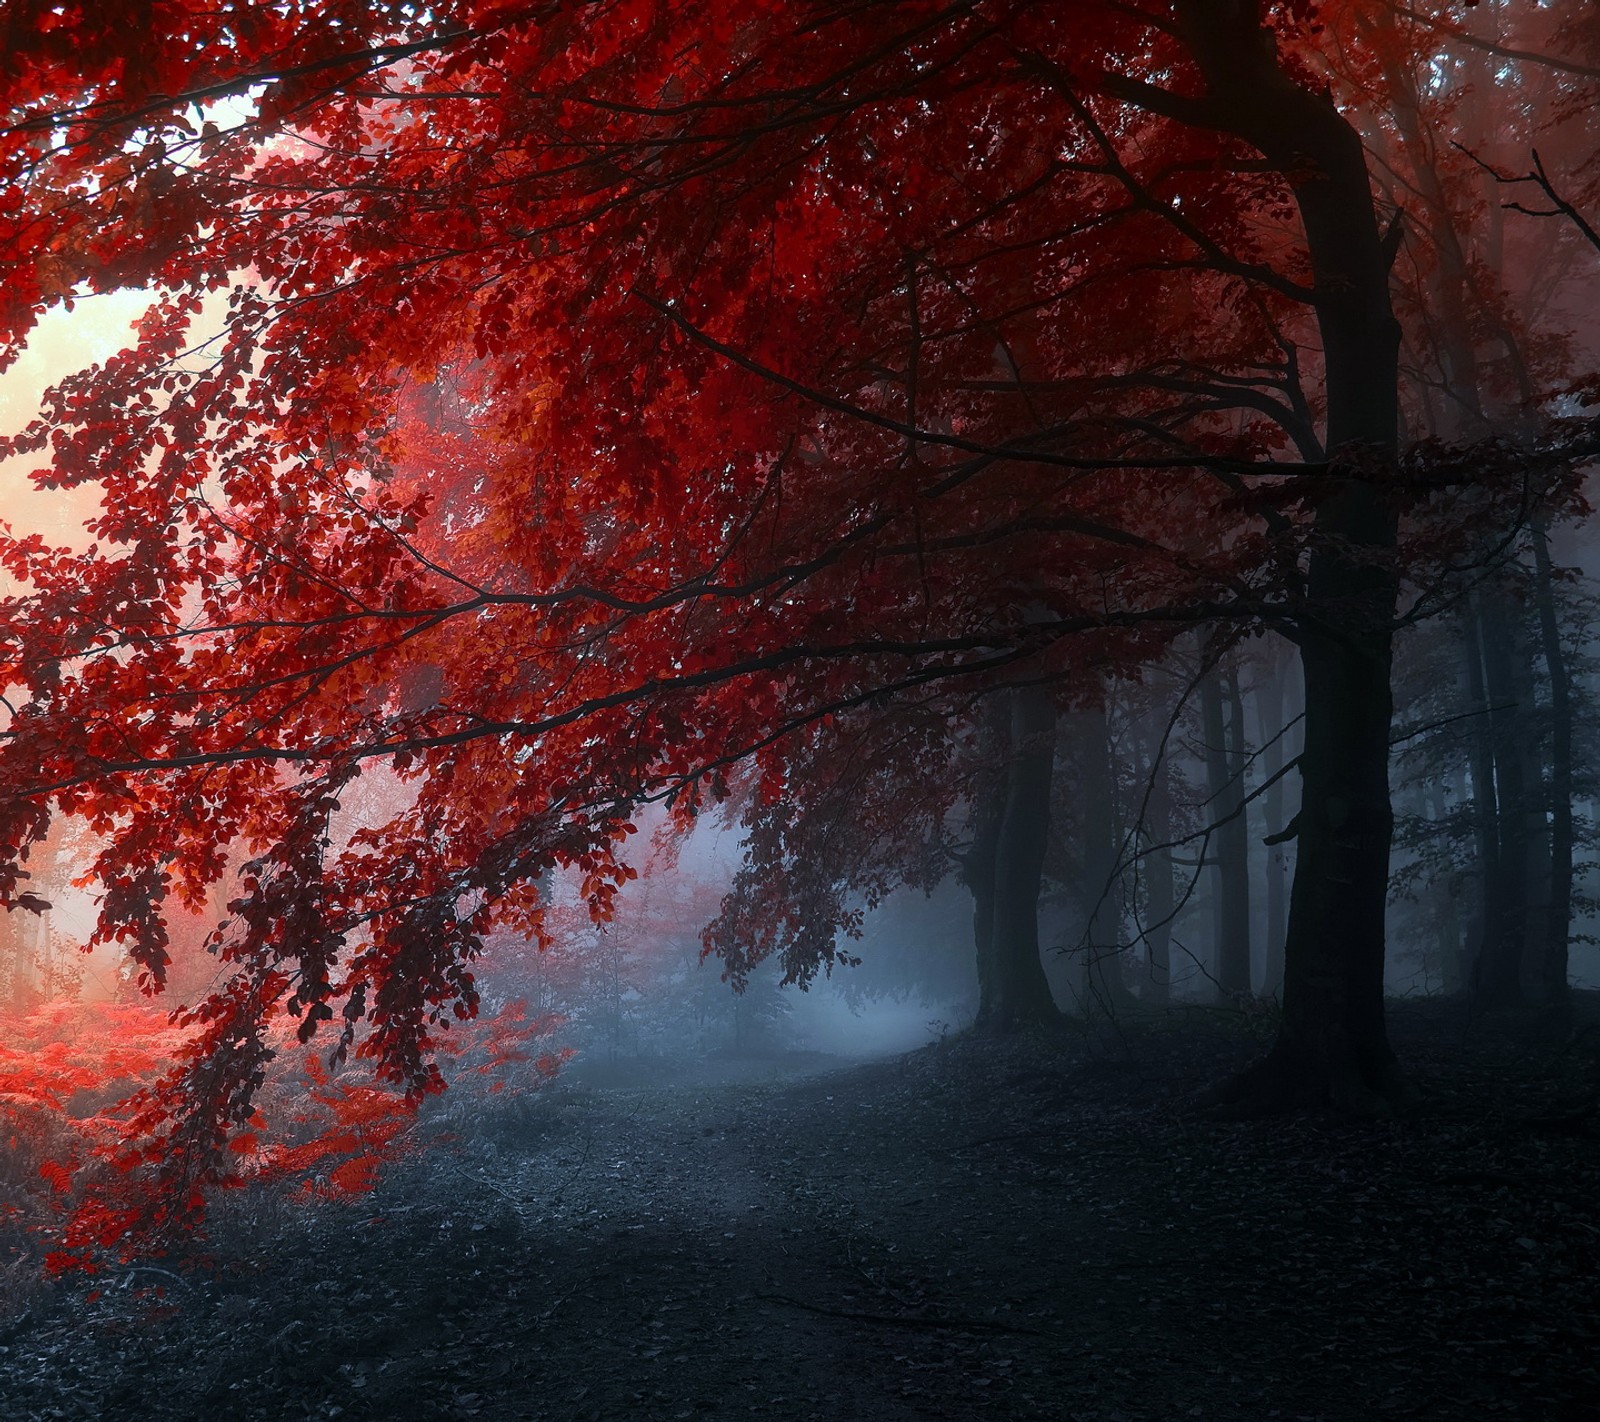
[2,996,1597,1421]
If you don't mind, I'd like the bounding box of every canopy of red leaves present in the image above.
[0,1,1594,1247]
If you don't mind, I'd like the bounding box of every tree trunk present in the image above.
[1142,719,1175,1007]
[1180,4,1406,1111]
[1202,653,1251,999]
[1418,779,1466,993]
[1223,659,1253,995]
[968,688,1060,1035]
[1460,601,1505,1002]
[1079,683,1134,1014]
[1530,523,1572,1008]
[3,907,27,1012]
[1257,640,1291,999]
[1473,587,1532,1010]
[965,747,1002,1025]
[1506,611,1553,1003]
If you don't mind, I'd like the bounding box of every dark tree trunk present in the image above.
[1079,684,1134,1014]
[1223,659,1253,995]
[1255,583,1402,1111]
[1530,524,1573,1007]
[1506,612,1553,1001]
[965,733,1003,1026]
[1474,588,1533,1010]
[968,688,1061,1035]
[1460,601,1506,1000]
[1421,780,1466,993]
[1177,4,1406,1111]
[1202,654,1251,998]
[1143,720,1175,1007]
[1256,641,1292,999]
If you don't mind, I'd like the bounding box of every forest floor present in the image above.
[1,995,1598,1422]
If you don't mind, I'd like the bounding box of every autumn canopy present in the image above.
[0,0,1596,1249]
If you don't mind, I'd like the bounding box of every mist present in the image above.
[4,4,1600,1421]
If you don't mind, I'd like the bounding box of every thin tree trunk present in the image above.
[1257,641,1290,999]
[1507,614,1553,1001]
[1200,659,1227,996]
[3,908,26,1012]
[1223,659,1253,995]
[1461,601,1504,1000]
[1530,523,1572,1007]
[965,756,1002,1025]
[1202,654,1251,999]
[1143,719,1175,1007]
[1421,781,1465,993]
[1079,683,1132,1014]
[1474,587,1530,1009]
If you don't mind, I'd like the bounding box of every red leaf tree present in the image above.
[0,0,1596,1240]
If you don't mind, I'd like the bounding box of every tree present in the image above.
[1321,0,1600,1014]
[1,1,1598,1247]
[1199,645,1252,999]
[1253,636,1297,999]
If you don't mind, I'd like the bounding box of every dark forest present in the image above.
[1,3,1598,1418]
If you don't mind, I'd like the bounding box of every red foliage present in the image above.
[0,997,565,1271]
[0,2,1593,1228]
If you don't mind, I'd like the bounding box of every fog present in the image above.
[2,5,1599,1418]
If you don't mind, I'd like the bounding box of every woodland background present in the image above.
[0,4,1598,1415]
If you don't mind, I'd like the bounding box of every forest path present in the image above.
[2,1005,1598,1421]
[425,1054,1084,1421]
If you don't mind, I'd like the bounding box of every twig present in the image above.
[111,1264,191,1290]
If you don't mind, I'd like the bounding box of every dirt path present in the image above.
[2,1007,1597,1421]
[413,1058,1074,1421]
